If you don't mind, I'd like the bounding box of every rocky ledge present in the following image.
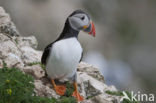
[0,7,122,103]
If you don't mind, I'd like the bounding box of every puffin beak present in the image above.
[83,21,96,37]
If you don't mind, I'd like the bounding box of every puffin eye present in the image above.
[81,16,85,20]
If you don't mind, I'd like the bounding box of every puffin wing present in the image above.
[79,52,83,62]
[41,43,53,65]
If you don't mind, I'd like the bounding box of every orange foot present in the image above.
[51,79,66,96]
[72,90,84,101]
[54,85,66,96]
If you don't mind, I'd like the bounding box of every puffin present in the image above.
[41,10,96,101]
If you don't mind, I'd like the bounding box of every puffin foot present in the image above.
[54,85,66,95]
[72,82,84,101]
[72,90,84,101]
[51,79,66,96]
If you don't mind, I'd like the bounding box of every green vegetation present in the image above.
[86,95,94,99]
[14,38,18,44]
[64,82,75,97]
[0,61,77,103]
[106,90,123,96]
[27,62,45,70]
[0,62,34,103]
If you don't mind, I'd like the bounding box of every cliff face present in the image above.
[0,7,122,103]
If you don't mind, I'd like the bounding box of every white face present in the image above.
[68,13,90,31]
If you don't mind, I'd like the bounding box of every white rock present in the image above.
[4,53,24,68]
[15,36,38,49]
[78,62,105,83]
[0,7,10,25]
[23,65,45,79]
[0,7,19,36]
[0,34,23,68]
[34,80,60,99]
[78,72,112,97]
[21,46,42,64]
[77,62,120,103]
[0,34,21,57]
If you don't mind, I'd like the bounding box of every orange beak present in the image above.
[89,22,96,37]
[83,21,96,37]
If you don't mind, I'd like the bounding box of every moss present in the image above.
[27,62,45,70]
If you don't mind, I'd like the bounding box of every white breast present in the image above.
[46,37,82,80]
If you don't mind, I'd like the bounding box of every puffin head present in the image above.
[68,10,96,37]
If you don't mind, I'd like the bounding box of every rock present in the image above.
[0,34,21,57]
[34,80,60,99]
[4,53,24,68]
[0,34,23,68]
[0,7,19,36]
[78,62,105,83]
[0,7,10,25]
[21,46,42,64]
[23,65,45,79]
[78,72,106,97]
[15,36,38,49]
[77,70,119,102]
